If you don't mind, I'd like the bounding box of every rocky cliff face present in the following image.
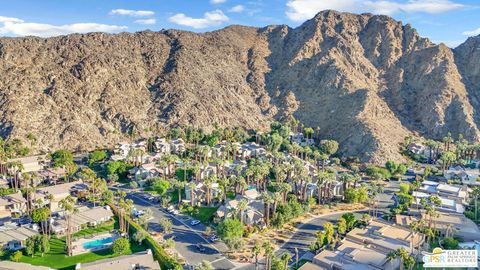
[0,10,479,163]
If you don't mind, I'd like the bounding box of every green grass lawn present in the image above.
[18,236,147,270]
[185,206,219,224]
[8,218,147,270]
[73,219,116,238]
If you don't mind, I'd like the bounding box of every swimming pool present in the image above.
[82,236,114,249]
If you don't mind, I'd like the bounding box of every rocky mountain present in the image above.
[0,10,479,164]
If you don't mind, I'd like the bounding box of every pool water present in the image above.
[83,237,114,249]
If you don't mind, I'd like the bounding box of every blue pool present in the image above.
[83,237,114,249]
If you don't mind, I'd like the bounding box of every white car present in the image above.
[190,220,200,226]
[172,210,180,215]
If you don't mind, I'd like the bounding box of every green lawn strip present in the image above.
[72,218,116,238]
[185,206,219,224]
[13,217,146,270]
[19,237,146,270]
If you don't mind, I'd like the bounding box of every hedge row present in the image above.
[109,204,182,270]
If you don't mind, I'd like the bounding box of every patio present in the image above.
[71,232,119,256]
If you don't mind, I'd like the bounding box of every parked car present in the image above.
[190,220,200,226]
[196,244,206,252]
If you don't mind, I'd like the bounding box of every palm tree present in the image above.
[252,241,263,270]
[317,171,335,203]
[281,252,292,270]
[8,161,23,191]
[271,192,282,218]
[386,251,397,269]
[59,195,78,256]
[181,158,189,181]
[395,247,410,270]
[237,199,248,225]
[444,223,456,238]
[204,175,217,206]
[261,192,273,226]
[170,179,185,205]
[262,240,274,270]
[188,182,197,207]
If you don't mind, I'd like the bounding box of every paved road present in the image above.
[126,192,237,269]
[237,181,401,270]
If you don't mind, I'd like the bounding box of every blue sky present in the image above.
[0,0,479,47]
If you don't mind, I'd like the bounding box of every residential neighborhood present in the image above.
[0,119,479,270]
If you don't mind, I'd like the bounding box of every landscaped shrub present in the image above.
[109,204,182,270]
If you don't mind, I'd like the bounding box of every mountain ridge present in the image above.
[0,10,479,164]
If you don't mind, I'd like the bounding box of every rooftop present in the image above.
[36,180,87,196]
[0,192,27,206]
[0,261,53,270]
[0,225,39,244]
[75,249,160,270]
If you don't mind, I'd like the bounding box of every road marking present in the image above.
[128,193,231,256]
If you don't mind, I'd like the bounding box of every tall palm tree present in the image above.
[252,241,263,270]
[262,240,274,270]
[237,199,248,225]
[188,182,197,207]
[271,192,283,218]
[181,158,189,182]
[172,179,185,205]
[395,247,410,270]
[59,195,77,256]
[281,252,292,270]
[261,192,273,226]
[386,251,397,269]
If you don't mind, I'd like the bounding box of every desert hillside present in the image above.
[0,10,479,163]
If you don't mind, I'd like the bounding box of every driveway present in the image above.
[126,192,237,269]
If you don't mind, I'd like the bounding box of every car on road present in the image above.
[209,235,218,242]
[172,210,180,215]
[190,220,200,226]
[196,244,206,252]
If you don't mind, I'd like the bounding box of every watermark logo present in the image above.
[423,247,478,268]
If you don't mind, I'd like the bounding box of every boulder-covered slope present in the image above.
[0,10,478,163]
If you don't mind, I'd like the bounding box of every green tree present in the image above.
[153,178,170,196]
[399,183,410,194]
[196,260,213,270]
[385,160,398,174]
[217,218,244,243]
[337,218,347,235]
[35,235,50,257]
[25,236,36,257]
[31,207,51,234]
[10,250,22,262]
[320,140,339,156]
[341,212,356,231]
[112,237,130,255]
[323,222,334,246]
[88,150,107,165]
[159,217,173,234]
[51,149,77,176]
[442,237,459,249]
[133,230,147,245]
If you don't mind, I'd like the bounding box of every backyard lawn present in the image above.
[18,236,147,270]
[7,218,147,270]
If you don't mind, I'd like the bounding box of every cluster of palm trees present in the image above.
[420,133,480,170]
[251,240,292,270]
[386,247,415,270]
